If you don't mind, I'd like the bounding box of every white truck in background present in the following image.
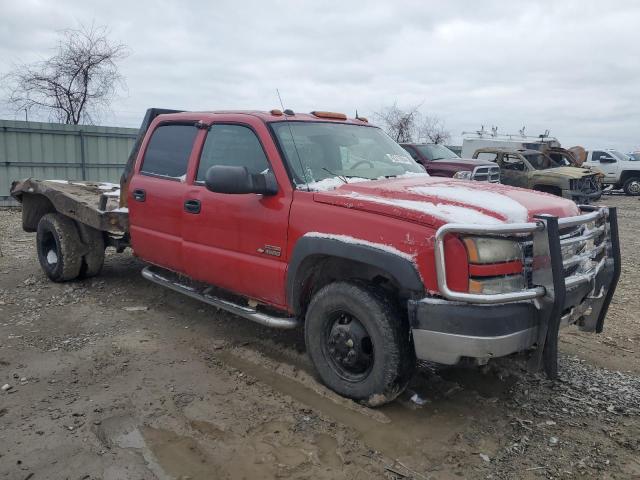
[583,149,640,196]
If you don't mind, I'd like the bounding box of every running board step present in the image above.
[141,266,299,329]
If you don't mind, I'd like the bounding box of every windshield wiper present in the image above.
[321,167,349,184]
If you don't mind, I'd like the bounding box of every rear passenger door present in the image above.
[181,122,292,306]
[128,122,198,272]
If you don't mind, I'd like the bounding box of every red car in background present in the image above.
[401,143,500,183]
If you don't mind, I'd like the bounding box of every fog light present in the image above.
[469,274,526,295]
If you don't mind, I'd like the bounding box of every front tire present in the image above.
[304,282,415,406]
[623,177,640,196]
[36,213,83,282]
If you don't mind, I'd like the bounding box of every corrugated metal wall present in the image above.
[0,120,137,206]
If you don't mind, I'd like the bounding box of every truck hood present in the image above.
[313,176,580,228]
[430,158,494,169]
[533,166,595,179]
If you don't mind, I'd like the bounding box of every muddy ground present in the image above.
[1,194,639,480]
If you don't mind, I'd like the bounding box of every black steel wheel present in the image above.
[305,281,415,406]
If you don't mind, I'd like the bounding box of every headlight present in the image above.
[462,236,523,264]
[453,170,473,180]
[469,274,526,294]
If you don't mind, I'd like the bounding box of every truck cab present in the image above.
[583,149,640,195]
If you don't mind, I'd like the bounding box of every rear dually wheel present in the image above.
[36,213,84,282]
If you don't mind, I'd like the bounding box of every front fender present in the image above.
[286,234,424,315]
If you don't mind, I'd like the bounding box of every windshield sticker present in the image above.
[386,154,413,165]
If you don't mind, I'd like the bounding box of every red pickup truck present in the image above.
[10,108,621,406]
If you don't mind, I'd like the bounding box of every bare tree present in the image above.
[4,25,128,124]
[374,103,451,144]
[373,102,421,143]
[417,115,451,144]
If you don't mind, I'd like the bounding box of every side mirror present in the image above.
[599,156,616,163]
[204,165,278,195]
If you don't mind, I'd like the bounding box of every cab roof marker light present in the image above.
[310,111,347,120]
[270,109,283,116]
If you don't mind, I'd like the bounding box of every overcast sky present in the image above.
[1,0,638,151]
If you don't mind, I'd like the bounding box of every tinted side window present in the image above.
[141,124,198,178]
[197,124,269,181]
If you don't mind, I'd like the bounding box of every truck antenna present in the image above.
[276,89,310,191]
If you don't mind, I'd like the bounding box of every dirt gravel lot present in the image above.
[1,194,639,480]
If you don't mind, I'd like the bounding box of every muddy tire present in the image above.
[304,282,415,407]
[623,177,640,196]
[36,213,83,282]
[77,224,105,278]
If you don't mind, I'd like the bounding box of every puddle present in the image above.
[141,426,216,480]
[216,351,470,460]
[315,433,342,468]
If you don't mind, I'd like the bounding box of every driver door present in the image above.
[591,151,619,183]
[180,121,293,307]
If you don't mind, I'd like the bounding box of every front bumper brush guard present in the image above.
[433,206,621,377]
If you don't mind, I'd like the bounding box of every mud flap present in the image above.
[528,215,565,378]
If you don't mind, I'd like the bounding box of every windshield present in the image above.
[415,144,459,161]
[271,122,426,188]
[610,150,631,161]
[522,152,562,170]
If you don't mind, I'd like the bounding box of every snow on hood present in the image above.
[409,185,529,223]
[312,176,579,227]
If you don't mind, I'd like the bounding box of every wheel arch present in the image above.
[286,236,424,316]
[620,170,640,184]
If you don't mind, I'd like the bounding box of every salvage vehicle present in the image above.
[583,149,640,195]
[400,143,500,183]
[472,147,602,203]
[11,109,620,406]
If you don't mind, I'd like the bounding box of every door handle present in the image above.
[184,199,201,214]
[133,189,146,202]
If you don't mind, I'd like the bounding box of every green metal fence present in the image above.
[0,120,137,206]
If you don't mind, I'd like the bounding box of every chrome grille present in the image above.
[570,175,599,194]
[559,214,607,288]
[471,165,500,183]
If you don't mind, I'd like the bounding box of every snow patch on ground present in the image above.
[46,250,58,264]
[99,182,120,190]
[409,185,528,223]
[111,207,128,213]
[346,192,503,225]
[304,232,415,261]
[102,190,120,198]
[46,180,70,184]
